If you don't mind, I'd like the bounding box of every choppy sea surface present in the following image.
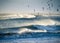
[0,14,60,43]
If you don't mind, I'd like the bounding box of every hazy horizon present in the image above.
[0,0,60,13]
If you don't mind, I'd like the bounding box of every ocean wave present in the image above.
[0,13,36,20]
[17,28,47,34]
[0,19,60,28]
[0,25,60,34]
[0,13,60,28]
[0,25,60,39]
[0,13,60,20]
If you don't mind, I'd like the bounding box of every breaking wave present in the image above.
[0,25,60,39]
[0,13,60,39]
[0,13,60,28]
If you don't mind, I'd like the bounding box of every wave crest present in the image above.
[18,28,47,34]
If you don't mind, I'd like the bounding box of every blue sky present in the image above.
[0,0,60,13]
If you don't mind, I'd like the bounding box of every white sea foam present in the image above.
[18,28,47,34]
[0,13,60,19]
[0,13,36,19]
[0,13,60,28]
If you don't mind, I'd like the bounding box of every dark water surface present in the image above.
[0,32,60,43]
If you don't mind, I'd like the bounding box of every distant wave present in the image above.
[0,13,36,20]
[0,18,60,28]
[0,13,60,20]
[0,13,60,29]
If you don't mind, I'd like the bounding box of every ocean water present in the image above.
[0,31,60,43]
[0,25,60,43]
[0,14,60,43]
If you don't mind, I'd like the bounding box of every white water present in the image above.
[0,13,60,29]
[18,28,47,34]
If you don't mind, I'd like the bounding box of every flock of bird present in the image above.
[27,0,60,12]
